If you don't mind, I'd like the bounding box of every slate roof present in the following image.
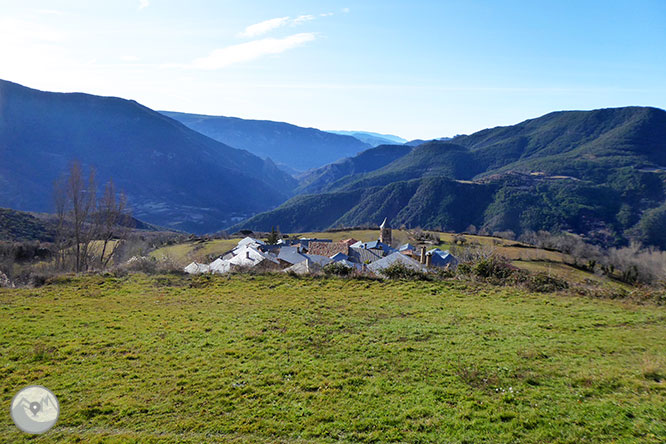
[348,246,383,264]
[303,254,333,267]
[307,241,349,257]
[209,258,231,274]
[277,246,308,265]
[335,259,363,270]
[228,245,279,267]
[283,259,323,275]
[340,238,359,246]
[237,236,265,247]
[184,262,210,274]
[357,240,397,255]
[367,252,426,274]
[330,252,349,262]
[427,248,459,268]
[399,243,416,252]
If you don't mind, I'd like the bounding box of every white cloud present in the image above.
[292,14,316,24]
[239,17,290,38]
[138,0,150,10]
[239,13,326,38]
[342,8,350,13]
[191,33,316,70]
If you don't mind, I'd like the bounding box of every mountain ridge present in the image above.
[0,79,296,233]
[235,106,666,248]
[160,111,371,171]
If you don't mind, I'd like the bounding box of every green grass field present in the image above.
[1,274,665,443]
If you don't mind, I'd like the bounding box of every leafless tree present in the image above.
[53,176,69,270]
[97,180,130,269]
[53,162,131,272]
[66,162,98,272]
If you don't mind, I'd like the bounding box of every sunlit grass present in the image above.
[1,274,664,442]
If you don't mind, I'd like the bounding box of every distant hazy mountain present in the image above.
[234,107,666,248]
[327,130,406,147]
[0,79,297,233]
[161,111,371,172]
[404,137,451,147]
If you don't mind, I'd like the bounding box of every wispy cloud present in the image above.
[292,14,316,25]
[138,0,150,11]
[239,17,290,38]
[191,33,316,70]
[239,14,325,38]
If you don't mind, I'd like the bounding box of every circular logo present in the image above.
[10,385,59,434]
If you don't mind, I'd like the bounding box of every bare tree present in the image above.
[53,176,69,270]
[97,180,131,269]
[66,162,98,272]
[54,162,131,273]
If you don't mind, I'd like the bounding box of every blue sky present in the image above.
[2,0,665,139]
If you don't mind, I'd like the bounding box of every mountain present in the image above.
[0,79,297,233]
[327,130,407,147]
[0,208,54,242]
[0,207,166,242]
[160,111,371,172]
[296,144,413,194]
[234,107,666,248]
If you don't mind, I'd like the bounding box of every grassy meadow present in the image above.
[1,273,665,443]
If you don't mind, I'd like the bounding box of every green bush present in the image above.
[525,272,569,293]
[323,262,354,277]
[472,256,517,280]
[380,263,430,280]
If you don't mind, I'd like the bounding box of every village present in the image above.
[184,219,458,276]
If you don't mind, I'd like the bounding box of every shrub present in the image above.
[525,272,569,293]
[380,263,430,280]
[472,256,517,280]
[323,262,354,277]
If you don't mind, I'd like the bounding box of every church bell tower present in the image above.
[379,217,392,245]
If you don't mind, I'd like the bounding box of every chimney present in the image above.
[426,252,432,267]
[420,246,426,264]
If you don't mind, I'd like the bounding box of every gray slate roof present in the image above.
[427,248,459,268]
[277,246,308,265]
[367,252,426,274]
[303,254,333,267]
[349,246,383,264]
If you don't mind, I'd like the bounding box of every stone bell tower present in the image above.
[379,217,392,245]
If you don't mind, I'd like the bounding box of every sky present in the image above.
[1,0,665,140]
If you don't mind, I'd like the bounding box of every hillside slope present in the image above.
[236,107,666,246]
[161,111,371,171]
[296,144,412,194]
[0,80,297,233]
